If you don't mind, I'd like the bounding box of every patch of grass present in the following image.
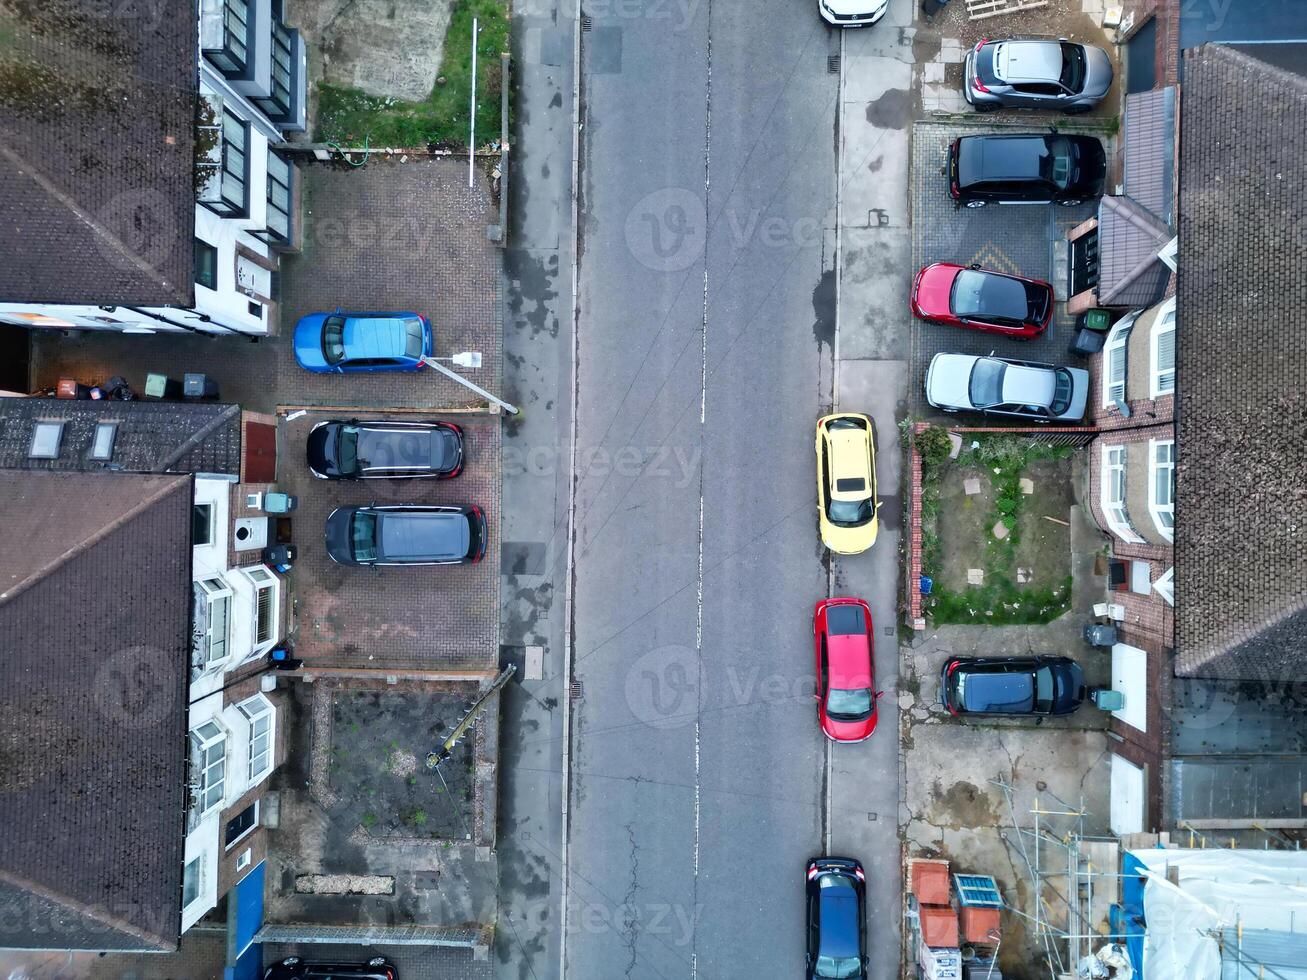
[928,576,1073,625]
[315,0,510,149]
[361,811,378,828]
[407,808,429,827]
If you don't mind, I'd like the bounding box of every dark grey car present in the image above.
[325,504,487,566]
[964,38,1113,113]
[306,419,464,480]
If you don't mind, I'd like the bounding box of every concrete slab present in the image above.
[963,477,981,496]
[967,568,984,585]
[1020,477,1035,494]
[840,58,913,230]
[837,359,909,495]
[837,228,913,360]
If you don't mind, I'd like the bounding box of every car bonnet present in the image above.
[926,354,977,407]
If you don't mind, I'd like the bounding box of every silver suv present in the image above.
[964,38,1113,114]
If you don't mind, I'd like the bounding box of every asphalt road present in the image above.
[568,0,840,975]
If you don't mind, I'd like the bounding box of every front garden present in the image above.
[915,427,1075,626]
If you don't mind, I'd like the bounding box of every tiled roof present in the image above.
[0,399,242,476]
[1124,86,1176,223]
[0,0,197,305]
[0,471,193,950]
[1175,45,1307,680]
[1096,194,1172,307]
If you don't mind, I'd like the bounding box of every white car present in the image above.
[925,352,1089,422]
[819,0,890,27]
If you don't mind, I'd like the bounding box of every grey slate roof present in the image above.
[0,471,193,951]
[0,399,242,476]
[0,0,197,306]
[1124,87,1176,224]
[1175,45,1307,680]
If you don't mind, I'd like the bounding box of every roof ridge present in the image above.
[0,138,178,296]
[0,473,191,605]
[152,403,242,473]
[1194,43,1307,102]
[0,869,174,951]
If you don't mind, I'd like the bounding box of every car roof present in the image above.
[1000,363,1057,408]
[356,425,457,471]
[342,316,413,360]
[826,422,872,498]
[960,135,1051,182]
[961,669,1036,713]
[816,876,861,957]
[993,39,1063,82]
[378,510,467,560]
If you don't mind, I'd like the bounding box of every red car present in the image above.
[910,262,1054,340]
[813,598,880,742]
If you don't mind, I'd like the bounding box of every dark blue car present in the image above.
[292,310,433,373]
[941,655,1085,717]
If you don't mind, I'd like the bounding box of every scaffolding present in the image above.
[991,778,1133,980]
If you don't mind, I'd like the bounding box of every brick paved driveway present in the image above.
[31,159,500,414]
[281,411,500,668]
[909,121,1104,420]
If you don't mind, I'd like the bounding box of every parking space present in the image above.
[280,411,501,668]
[263,943,492,980]
[30,159,500,414]
[909,120,1104,418]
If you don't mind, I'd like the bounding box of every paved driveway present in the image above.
[909,121,1103,419]
[263,943,492,980]
[281,411,501,668]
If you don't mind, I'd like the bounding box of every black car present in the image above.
[264,955,395,980]
[806,857,867,979]
[941,656,1085,717]
[307,419,464,480]
[948,133,1106,207]
[325,504,487,566]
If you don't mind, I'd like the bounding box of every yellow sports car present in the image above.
[815,413,878,554]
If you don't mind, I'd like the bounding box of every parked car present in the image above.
[293,310,433,373]
[325,504,486,566]
[813,598,880,742]
[925,353,1089,422]
[815,413,879,554]
[806,857,868,979]
[307,419,464,480]
[264,956,395,980]
[818,0,889,27]
[911,263,1054,340]
[940,655,1086,717]
[964,38,1114,113]
[948,132,1106,207]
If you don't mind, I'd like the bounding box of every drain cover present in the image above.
[827,55,841,73]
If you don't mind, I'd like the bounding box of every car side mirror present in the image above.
[874,690,886,700]
[969,263,981,270]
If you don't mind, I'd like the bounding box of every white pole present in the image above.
[420,355,518,415]
[469,16,478,187]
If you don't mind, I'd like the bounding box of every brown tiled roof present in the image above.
[0,0,197,305]
[1096,194,1172,306]
[0,471,193,950]
[1124,86,1176,223]
[0,399,242,476]
[1175,45,1307,680]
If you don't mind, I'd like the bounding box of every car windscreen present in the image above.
[826,688,873,722]
[404,317,425,360]
[1034,666,1055,713]
[964,672,1036,713]
[1040,136,1074,189]
[1059,42,1086,91]
[816,877,862,978]
[825,604,867,636]
[350,511,378,562]
[967,359,1006,408]
[952,270,1028,322]
[323,316,346,365]
[1050,369,1074,415]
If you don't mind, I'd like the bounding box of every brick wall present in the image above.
[215,780,270,899]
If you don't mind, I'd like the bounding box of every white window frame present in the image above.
[189,721,228,819]
[238,695,274,783]
[1153,567,1174,606]
[192,503,215,547]
[1101,311,1139,408]
[1150,298,1176,397]
[235,848,252,872]
[1158,235,1178,272]
[195,576,232,669]
[242,566,279,656]
[225,799,260,851]
[1101,445,1144,543]
[182,856,203,908]
[1149,439,1175,542]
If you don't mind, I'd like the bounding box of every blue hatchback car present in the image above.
[292,310,433,373]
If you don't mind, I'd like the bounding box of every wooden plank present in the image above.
[970,0,1048,18]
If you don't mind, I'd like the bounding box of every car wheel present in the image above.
[965,200,987,209]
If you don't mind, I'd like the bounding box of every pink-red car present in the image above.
[813,598,881,742]
[910,262,1053,340]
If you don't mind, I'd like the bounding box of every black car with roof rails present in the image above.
[806,856,867,979]
[306,419,464,480]
[264,955,395,980]
[324,504,487,567]
[940,655,1085,717]
[948,132,1106,207]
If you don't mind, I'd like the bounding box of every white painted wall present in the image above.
[1110,753,1146,836]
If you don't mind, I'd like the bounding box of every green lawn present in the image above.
[316,0,510,149]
